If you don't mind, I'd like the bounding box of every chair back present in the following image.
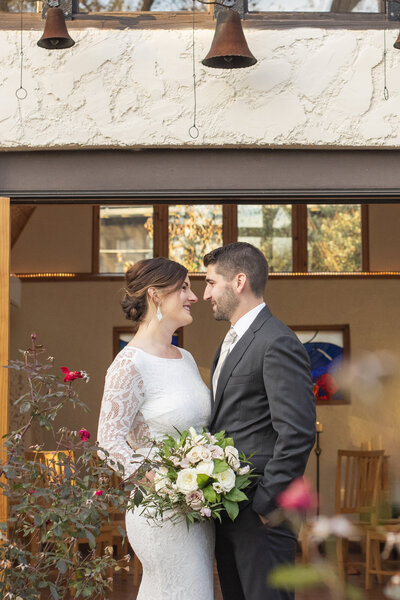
[335,449,384,522]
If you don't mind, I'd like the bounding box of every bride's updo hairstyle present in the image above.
[122,257,188,333]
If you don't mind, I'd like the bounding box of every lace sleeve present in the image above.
[97,350,146,480]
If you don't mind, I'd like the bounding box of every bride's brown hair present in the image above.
[122,257,188,333]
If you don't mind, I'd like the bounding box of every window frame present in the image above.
[92,202,369,276]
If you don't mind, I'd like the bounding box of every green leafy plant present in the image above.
[0,334,133,600]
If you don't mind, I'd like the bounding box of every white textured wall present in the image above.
[1,26,400,148]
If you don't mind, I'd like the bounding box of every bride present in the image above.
[97,257,214,600]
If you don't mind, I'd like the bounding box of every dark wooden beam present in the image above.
[0,11,396,30]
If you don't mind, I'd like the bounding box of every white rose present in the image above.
[154,477,172,496]
[187,446,203,464]
[238,465,250,476]
[216,468,236,493]
[176,468,199,494]
[209,445,224,460]
[199,447,212,462]
[213,482,224,494]
[196,460,214,477]
[156,466,169,476]
[225,446,240,470]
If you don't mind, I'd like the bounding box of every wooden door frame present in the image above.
[0,197,10,523]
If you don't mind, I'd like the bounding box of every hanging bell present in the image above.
[202,10,257,69]
[394,31,400,49]
[37,7,75,50]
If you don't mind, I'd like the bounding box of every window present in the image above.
[168,205,223,272]
[0,0,383,12]
[307,204,362,272]
[99,205,153,273]
[95,203,367,275]
[249,0,381,12]
[237,205,292,272]
[0,0,208,12]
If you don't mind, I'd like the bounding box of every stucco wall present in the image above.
[1,26,400,149]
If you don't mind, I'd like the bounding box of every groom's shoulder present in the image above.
[256,308,297,344]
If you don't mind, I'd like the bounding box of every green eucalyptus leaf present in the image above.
[222,498,239,521]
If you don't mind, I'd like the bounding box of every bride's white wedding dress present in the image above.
[97,345,215,600]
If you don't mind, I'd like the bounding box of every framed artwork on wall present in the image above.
[289,325,350,405]
[113,326,183,358]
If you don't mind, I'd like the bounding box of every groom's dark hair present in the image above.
[204,242,268,297]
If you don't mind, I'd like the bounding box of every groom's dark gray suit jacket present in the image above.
[209,305,316,517]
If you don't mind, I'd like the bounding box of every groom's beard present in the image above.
[213,285,239,321]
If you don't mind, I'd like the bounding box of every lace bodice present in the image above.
[97,345,211,479]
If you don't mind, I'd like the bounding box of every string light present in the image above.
[14,271,400,281]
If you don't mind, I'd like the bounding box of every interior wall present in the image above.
[369,204,400,271]
[11,205,93,273]
[9,202,400,517]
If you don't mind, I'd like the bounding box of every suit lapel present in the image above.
[210,346,221,405]
[210,305,273,424]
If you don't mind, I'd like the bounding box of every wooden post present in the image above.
[0,197,10,524]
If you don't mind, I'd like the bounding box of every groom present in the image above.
[203,242,316,600]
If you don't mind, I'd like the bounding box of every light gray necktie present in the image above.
[213,327,238,397]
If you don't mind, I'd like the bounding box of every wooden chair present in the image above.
[335,449,385,581]
[365,524,400,589]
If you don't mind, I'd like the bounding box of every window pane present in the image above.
[168,205,223,272]
[249,0,380,12]
[237,205,292,272]
[1,2,37,12]
[307,204,362,272]
[78,0,207,11]
[99,206,153,273]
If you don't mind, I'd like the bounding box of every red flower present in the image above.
[28,489,36,495]
[277,478,317,513]
[95,490,103,496]
[61,367,83,382]
[79,428,90,442]
[315,373,339,401]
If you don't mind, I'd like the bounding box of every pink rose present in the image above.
[79,428,90,442]
[210,445,224,460]
[277,478,316,513]
[200,506,212,518]
[185,490,204,511]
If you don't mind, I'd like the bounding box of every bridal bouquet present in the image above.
[130,428,254,525]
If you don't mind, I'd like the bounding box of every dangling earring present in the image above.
[156,304,163,322]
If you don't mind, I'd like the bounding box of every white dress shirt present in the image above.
[229,302,266,351]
